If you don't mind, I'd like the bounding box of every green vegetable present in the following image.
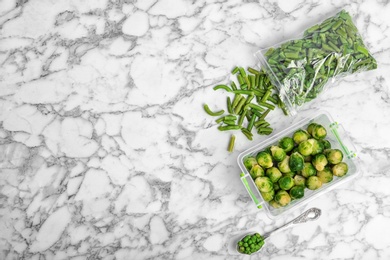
[274,190,291,206]
[257,151,274,168]
[307,123,317,136]
[227,97,233,114]
[312,124,327,139]
[300,162,317,178]
[241,128,253,141]
[270,146,286,162]
[289,185,305,199]
[332,162,348,177]
[298,140,313,156]
[308,138,324,155]
[294,175,306,186]
[326,149,343,164]
[269,200,281,208]
[279,137,294,152]
[203,104,224,116]
[289,152,305,172]
[255,176,273,192]
[283,172,295,178]
[261,189,275,202]
[213,84,231,92]
[218,125,240,131]
[244,157,257,170]
[312,154,328,171]
[278,155,291,173]
[266,167,283,183]
[321,139,332,150]
[278,176,295,190]
[317,167,333,183]
[228,134,236,152]
[237,233,265,255]
[263,10,377,110]
[293,130,309,144]
[250,165,264,179]
[273,183,280,191]
[306,176,322,190]
[304,155,312,162]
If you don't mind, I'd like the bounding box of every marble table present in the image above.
[1,0,390,259]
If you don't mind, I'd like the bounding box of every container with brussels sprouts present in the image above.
[239,115,356,216]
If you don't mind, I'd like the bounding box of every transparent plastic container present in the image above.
[237,111,360,219]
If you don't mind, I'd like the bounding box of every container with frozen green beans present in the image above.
[257,10,377,116]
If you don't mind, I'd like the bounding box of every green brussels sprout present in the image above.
[270,146,286,162]
[332,162,348,177]
[266,167,282,183]
[298,140,313,156]
[321,139,331,150]
[312,154,328,171]
[261,189,275,202]
[269,200,281,209]
[250,165,264,179]
[317,167,333,183]
[294,175,306,186]
[312,124,327,139]
[278,176,295,191]
[273,183,280,191]
[255,177,273,192]
[289,152,305,172]
[283,172,296,178]
[274,190,291,206]
[304,155,312,162]
[256,151,273,169]
[326,149,344,164]
[308,139,324,155]
[300,162,317,178]
[289,185,305,200]
[244,157,258,170]
[306,176,322,190]
[293,130,309,144]
[279,137,294,152]
[307,123,318,136]
[278,156,291,173]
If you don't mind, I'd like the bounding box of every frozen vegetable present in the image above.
[293,130,309,144]
[289,186,305,200]
[332,162,348,177]
[289,152,305,172]
[279,137,294,152]
[317,168,333,183]
[274,190,291,206]
[250,165,264,179]
[312,154,328,171]
[270,145,286,162]
[326,149,343,164]
[278,176,295,190]
[255,177,273,193]
[298,140,313,156]
[257,151,273,168]
[300,162,317,178]
[306,176,322,190]
[266,167,283,183]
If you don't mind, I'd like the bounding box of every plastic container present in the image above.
[237,111,360,219]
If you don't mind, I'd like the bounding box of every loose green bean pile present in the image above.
[203,67,288,152]
[263,10,377,108]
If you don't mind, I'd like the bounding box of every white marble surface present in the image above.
[1,0,390,259]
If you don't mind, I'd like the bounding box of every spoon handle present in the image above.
[263,208,321,239]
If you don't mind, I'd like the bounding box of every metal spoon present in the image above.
[234,208,321,255]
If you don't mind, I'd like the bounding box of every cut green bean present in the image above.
[227,97,233,114]
[233,90,254,95]
[247,114,257,132]
[245,95,254,105]
[218,125,240,131]
[204,104,224,116]
[251,109,262,119]
[215,116,225,124]
[247,103,265,112]
[248,67,260,75]
[239,67,246,77]
[237,75,244,85]
[257,101,275,110]
[231,67,239,75]
[224,115,237,121]
[237,110,247,126]
[241,128,253,140]
[261,89,272,102]
[213,85,231,92]
[254,119,267,127]
[224,120,236,126]
[259,109,271,120]
[228,134,236,152]
[232,94,242,108]
[240,83,248,90]
[230,81,237,91]
[234,97,247,114]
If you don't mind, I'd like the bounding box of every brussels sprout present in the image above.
[278,156,291,173]
[266,167,282,183]
[269,200,281,209]
[304,155,312,162]
[312,154,328,171]
[321,139,331,150]
[256,151,273,169]
[289,152,305,172]
[244,157,258,170]
[273,183,280,191]
[270,146,286,162]
[317,168,333,183]
[326,149,344,164]
[261,189,275,202]
[306,176,322,190]
[300,162,317,178]
[274,190,291,206]
[308,139,324,155]
[278,176,295,191]
[279,137,294,152]
[255,177,273,192]
[332,162,348,177]
[289,185,305,200]
[307,123,318,136]
[250,165,264,179]
[298,140,313,156]
[294,175,306,186]
[293,130,309,144]
[283,172,296,178]
[312,124,327,139]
